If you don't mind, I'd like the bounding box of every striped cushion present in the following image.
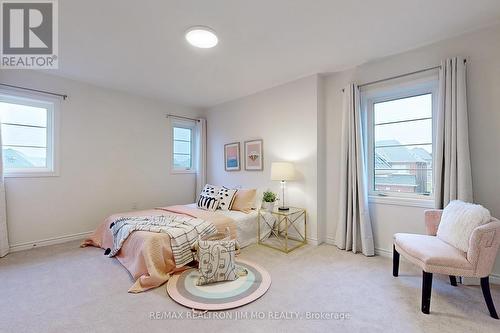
[197,194,220,211]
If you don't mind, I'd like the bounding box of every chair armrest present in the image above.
[424,209,443,236]
[467,220,500,277]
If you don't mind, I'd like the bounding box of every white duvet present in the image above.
[185,204,271,248]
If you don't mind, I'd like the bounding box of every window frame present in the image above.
[170,119,196,174]
[362,76,438,205]
[0,89,60,178]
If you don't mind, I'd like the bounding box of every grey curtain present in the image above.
[195,118,207,198]
[434,57,473,208]
[0,123,8,257]
[335,84,374,256]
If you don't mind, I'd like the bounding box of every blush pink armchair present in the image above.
[393,209,500,319]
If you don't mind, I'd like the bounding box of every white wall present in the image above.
[4,22,500,279]
[324,24,500,277]
[206,75,324,244]
[0,70,203,249]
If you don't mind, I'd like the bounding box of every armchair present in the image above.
[393,209,500,319]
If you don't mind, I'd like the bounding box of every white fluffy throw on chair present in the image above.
[436,200,491,252]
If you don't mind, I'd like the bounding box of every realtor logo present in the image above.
[1,0,58,69]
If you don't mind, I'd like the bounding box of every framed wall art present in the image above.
[224,142,241,171]
[244,139,263,171]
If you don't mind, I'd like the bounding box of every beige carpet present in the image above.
[0,241,498,333]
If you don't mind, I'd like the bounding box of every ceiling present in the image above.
[55,0,500,108]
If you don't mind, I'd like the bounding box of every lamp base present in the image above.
[278,206,290,211]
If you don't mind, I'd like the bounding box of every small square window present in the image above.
[0,91,59,177]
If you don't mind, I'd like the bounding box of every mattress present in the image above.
[185,204,271,248]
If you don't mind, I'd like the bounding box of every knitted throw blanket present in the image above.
[109,214,217,267]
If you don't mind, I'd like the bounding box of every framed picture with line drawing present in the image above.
[224,142,241,171]
[244,139,263,171]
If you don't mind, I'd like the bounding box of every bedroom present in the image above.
[1,1,500,332]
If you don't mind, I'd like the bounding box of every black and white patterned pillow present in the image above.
[201,184,221,197]
[217,187,238,211]
[197,194,220,211]
[196,238,238,286]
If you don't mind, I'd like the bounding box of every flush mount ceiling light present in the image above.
[185,26,218,48]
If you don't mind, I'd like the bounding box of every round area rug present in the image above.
[166,259,271,310]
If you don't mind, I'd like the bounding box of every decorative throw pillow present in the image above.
[201,184,221,197]
[217,187,238,211]
[437,200,491,252]
[231,188,257,213]
[196,238,238,286]
[197,194,220,211]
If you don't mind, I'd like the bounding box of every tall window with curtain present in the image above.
[168,116,206,199]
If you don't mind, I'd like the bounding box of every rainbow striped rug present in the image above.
[166,259,271,310]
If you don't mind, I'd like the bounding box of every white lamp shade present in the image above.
[270,162,296,181]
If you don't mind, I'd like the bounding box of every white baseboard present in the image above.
[307,237,320,246]
[462,275,500,285]
[375,247,392,258]
[490,274,500,285]
[9,231,93,253]
[325,236,336,245]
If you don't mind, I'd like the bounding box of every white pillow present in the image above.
[200,184,221,197]
[216,187,237,211]
[436,200,491,252]
[196,237,238,286]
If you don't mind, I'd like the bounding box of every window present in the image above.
[364,78,437,201]
[171,120,195,173]
[0,91,59,177]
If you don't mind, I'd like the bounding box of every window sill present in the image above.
[171,169,196,175]
[368,195,435,208]
[4,170,59,178]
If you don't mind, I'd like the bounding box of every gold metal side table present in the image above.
[258,207,307,253]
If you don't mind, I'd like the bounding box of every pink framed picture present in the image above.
[224,142,241,171]
[244,139,263,171]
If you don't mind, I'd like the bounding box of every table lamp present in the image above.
[270,162,296,211]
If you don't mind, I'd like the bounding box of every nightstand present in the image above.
[258,207,307,253]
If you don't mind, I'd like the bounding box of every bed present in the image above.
[82,204,269,293]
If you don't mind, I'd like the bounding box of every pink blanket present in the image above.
[81,205,236,293]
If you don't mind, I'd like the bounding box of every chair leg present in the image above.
[480,277,499,319]
[421,271,433,314]
[449,275,457,286]
[393,245,400,277]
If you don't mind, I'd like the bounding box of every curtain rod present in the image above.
[358,65,441,89]
[166,114,200,122]
[0,83,67,100]
[341,59,467,92]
